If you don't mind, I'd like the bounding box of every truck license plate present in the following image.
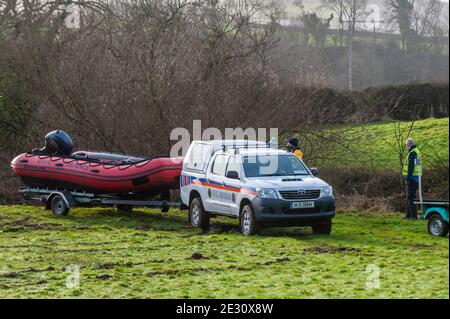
[290,201,315,209]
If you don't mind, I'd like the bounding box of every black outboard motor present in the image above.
[32,130,74,156]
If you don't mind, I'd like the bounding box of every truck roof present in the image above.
[237,148,288,156]
[191,140,267,147]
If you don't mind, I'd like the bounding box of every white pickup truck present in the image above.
[180,140,336,236]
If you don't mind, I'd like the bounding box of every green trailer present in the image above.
[415,200,449,237]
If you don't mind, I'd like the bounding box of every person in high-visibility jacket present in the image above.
[287,138,304,161]
[402,138,422,220]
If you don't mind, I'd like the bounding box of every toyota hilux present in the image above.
[180,140,336,235]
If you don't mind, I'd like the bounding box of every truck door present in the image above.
[205,154,230,213]
[223,155,242,216]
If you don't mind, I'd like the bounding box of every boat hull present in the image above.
[11,153,183,194]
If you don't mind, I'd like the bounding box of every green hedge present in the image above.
[307,82,449,123]
[310,87,357,124]
[360,83,449,121]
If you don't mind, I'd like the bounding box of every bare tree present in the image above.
[387,0,448,53]
[321,0,367,31]
[321,0,367,89]
[411,0,447,53]
[386,0,417,50]
[298,11,333,48]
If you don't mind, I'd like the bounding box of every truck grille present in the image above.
[279,189,321,200]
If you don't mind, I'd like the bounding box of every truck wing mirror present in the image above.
[310,167,319,176]
[226,171,240,180]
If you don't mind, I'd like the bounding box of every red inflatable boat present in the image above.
[11,131,183,195]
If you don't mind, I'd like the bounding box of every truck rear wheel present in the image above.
[312,219,332,235]
[240,204,261,236]
[51,195,69,217]
[189,197,210,231]
[428,214,449,237]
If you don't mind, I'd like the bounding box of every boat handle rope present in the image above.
[26,154,152,170]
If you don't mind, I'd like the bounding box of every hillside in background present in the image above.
[286,118,449,210]
[302,118,449,170]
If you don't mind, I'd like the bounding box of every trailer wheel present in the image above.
[428,214,449,237]
[312,219,332,235]
[161,191,171,213]
[161,204,170,213]
[116,205,133,213]
[189,197,210,231]
[51,195,69,217]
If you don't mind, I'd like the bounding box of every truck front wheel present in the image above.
[312,219,332,235]
[189,197,210,231]
[428,214,449,237]
[240,204,261,236]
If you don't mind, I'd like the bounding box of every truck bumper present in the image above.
[251,196,336,227]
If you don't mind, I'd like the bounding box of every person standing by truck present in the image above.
[403,138,422,220]
[287,138,304,161]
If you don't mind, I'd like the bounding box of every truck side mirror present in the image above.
[310,167,319,176]
[226,171,240,180]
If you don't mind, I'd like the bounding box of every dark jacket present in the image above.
[406,145,419,183]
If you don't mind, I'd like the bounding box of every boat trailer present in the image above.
[19,187,185,217]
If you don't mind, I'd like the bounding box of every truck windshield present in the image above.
[243,155,310,177]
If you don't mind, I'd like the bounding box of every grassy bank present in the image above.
[300,117,449,170]
[0,206,448,298]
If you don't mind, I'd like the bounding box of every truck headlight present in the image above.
[322,186,333,197]
[256,188,278,199]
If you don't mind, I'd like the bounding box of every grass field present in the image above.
[300,118,449,170]
[0,205,448,298]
